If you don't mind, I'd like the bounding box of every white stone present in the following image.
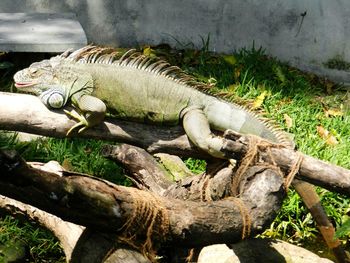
[198,244,237,263]
[197,239,334,263]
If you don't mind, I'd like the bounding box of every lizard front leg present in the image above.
[65,94,106,135]
[182,107,226,159]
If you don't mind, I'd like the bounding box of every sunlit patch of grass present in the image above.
[183,158,206,174]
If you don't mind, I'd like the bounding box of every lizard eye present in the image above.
[29,68,38,75]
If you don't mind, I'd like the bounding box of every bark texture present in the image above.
[0,92,349,196]
[0,148,285,248]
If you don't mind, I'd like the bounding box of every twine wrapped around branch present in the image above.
[118,189,170,261]
[231,135,303,195]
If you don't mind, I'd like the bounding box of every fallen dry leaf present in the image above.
[283,114,293,128]
[316,125,338,145]
[317,125,329,139]
[252,91,268,109]
[324,108,343,118]
[143,46,155,57]
[326,136,339,146]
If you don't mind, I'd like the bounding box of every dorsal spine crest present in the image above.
[64,45,292,147]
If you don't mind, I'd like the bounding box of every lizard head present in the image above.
[13,56,72,108]
[13,56,63,95]
[14,55,93,109]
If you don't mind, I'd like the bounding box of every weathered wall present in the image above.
[1,0,350,83]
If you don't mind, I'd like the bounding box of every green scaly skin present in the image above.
[13,46,337,250]
[13,46,292,158]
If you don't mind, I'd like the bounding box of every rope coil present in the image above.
[118,188,170,260]
[229,134,303,239]
[231,135,303,195]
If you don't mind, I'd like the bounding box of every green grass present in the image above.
[1,44,350,260]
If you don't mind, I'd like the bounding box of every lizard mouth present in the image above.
[14,81,36,88]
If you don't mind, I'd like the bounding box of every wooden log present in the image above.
[292,179,349,262]
[0,195,152,263]
[103,144,350,263]
[102,144,232,201]
[0,92,350,196]
[223,130,350,196]
[0,149,285,248]
[0,92,197,157]
[0,161,150,263]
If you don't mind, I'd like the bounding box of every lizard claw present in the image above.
[77,126,88,134]
[66,122,86,136]
[229,159,237,167]
[64,109,88,136]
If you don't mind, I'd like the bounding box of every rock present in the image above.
[198,244,237,263]
[197,239,334,263]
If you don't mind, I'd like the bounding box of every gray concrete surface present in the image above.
[0,13,87,52]
[0,0,349,83]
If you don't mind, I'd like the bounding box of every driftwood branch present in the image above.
[0,145,283,262]
[0,144,344,262]
[0,92,350,196]
[0,92,195,156]
[222,131,350,196]
[0,197,152,263]
[0,148,285,249]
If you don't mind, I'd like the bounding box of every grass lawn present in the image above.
[0,43,349,261]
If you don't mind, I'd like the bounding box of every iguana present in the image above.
[13,46,341,253]
[14,46,292,157]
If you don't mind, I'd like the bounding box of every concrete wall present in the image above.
[1,0,350,83]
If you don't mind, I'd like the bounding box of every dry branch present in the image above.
[0,149,285,248]
[0,92,195,156]
[102,144,232,201]
[223,131,350,196]
[0,196,151,263]
[0,91,350,196]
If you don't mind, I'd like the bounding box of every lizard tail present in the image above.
[204,98,294,148]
